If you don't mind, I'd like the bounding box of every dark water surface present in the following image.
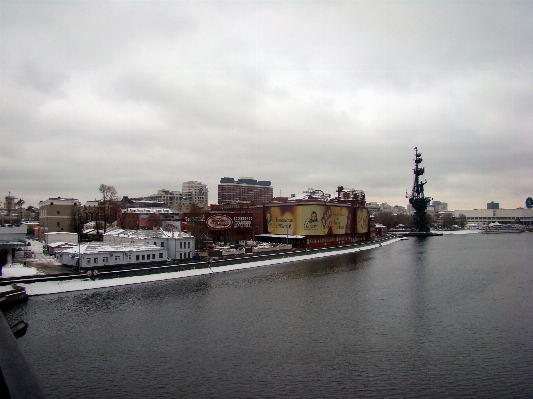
[6,233,533,398]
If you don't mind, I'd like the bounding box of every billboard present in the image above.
[204,213,253,230]
[356,208,369,233]
[264,204,354,236]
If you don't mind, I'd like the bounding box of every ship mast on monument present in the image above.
[406,147,434,234]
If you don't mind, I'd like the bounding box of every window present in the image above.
[154,242,157,246]
[86,258,91,265]
[103,257,109,263]
[180,253,183,259]
[188,242,191,249]
[115,256,120,262]
[152,254,155,259]
[57,222,60,227]
[57,211,60,215]
[142,255,145,260]
[180,242,183,249]
[160,242,164,248]
[136,255,140,261]
[159,253,163,259]
[94,258,98,264]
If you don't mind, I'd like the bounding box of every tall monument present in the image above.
[407,147,432,233]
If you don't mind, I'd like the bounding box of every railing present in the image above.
[0,311,46,399]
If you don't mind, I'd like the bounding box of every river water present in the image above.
[5,233,533,398]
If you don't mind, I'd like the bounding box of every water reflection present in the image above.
[6,235,533,399]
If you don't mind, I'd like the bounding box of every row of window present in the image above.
[150,241,192,249]
[135,253,164,261]
[85,252,165,265]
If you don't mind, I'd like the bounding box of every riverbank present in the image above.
[2,235,402,296]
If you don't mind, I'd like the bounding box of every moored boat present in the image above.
[480,222,525,233]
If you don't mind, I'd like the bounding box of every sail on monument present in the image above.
[406,147,442,236]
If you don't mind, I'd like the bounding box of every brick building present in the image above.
[117,208,181,230]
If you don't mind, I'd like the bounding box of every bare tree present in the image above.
[457,214,467,229]
[99,184,118,233]
[187,203,209,250]
[99,184,118,202]
[70,206,83,237]
[145,212,162,230]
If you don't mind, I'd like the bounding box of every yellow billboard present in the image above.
[356,208,369,233]
[264,204,354,235]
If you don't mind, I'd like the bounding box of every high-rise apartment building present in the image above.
[149,189,185,209]
[218,177,273,204]
[148,181,208,212]
[182,181,208,209]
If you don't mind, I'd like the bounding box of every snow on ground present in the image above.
[1,263,44,278]
[17,238,400,297]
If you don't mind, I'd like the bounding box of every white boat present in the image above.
[480,222,525,234]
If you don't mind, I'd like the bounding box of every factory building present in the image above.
[181,187,375,249]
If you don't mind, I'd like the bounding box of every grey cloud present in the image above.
[1,1,532,210]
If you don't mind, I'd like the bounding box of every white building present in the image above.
[44,232,78,246]
[104,228,195,261]
[148,189,186,210]
[58,242,167,269]
[0,224,26,241]
[182,181,209,209]
[452,208,533,227]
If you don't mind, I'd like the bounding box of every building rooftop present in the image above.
[104,227,191,239]
[61,241,162,255]
[122,208,179,214]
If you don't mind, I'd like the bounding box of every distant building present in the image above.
[366,202,380,215]
[367,202,407,215]
[117,207,181,230]
[452,208,533,226]
[432,201,448,212]
[39,197,81,235]
[148,181,208,212]
[182,181,209,209]
[149,190,185,210]
[83,201,100,223]
[132,200,165,208]
[218,177,273,204]
[82,200,120,230]
[487,201,499,210]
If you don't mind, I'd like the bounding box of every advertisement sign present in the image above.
[204,214,253,230]
[356,208,369,233]
[206,215,232,230]
[264,204,354,235]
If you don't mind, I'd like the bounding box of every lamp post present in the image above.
[77,212,82,271]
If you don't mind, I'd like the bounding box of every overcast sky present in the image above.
[1,1,532,210]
